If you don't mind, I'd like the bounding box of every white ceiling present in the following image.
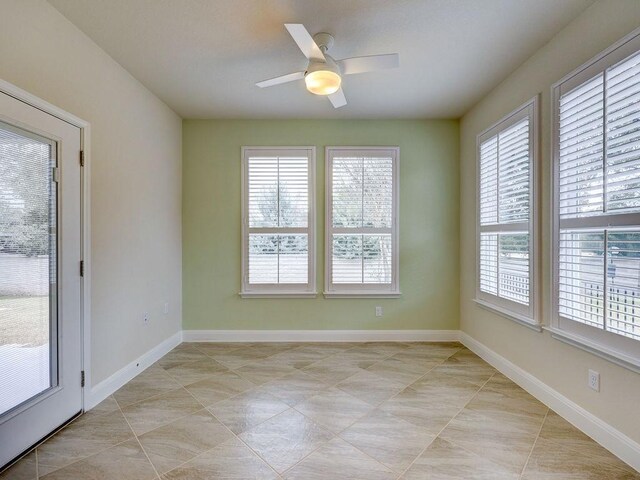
[48,0,593,119]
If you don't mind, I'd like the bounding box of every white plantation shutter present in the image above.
[499,120,531,223]
[553,38,640,349]
[558,75,604,218]
[607,52,640,212]
[479,137,498,225]
[241,147,315,296]
[477,99,537,322]
[325,147,399,296]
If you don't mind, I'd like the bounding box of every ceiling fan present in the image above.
[256,24,400,108]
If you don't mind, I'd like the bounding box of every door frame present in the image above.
[0,79,92,411]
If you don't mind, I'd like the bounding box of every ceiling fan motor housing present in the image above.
[306,54,340,77]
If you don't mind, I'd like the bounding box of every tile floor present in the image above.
[2,341,639,479]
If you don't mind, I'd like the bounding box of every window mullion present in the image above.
[603,69,608,214]
[496,130,501,298]
[276,156,281,227]
[496,131,501,225]
[603,230,608,332]
[480,222,529,233]
[360,158,365,284]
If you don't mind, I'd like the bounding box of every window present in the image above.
[551,31,640,370]
[241,147,315,297]
[325,147,400,297]
[476,98,538,326]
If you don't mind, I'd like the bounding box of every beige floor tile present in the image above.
[266,348,330,369]
[192,342,249,356]
[465,374,548,421]
[360,342,413,356]
[39,439,157,480]
[184,370,255,407]
[301,357,364,384]
[157,347,210,369]
[391,343,461,364]
[537,410,594,447]
[401,437,519,480]
[410,363,495,390]
[82,395,120,419]
[211,348,268,369]
[284,437,395,480]
[114,366,182,407]
[406,373,481,408]
[37,410,135,475]
[23,341,635,480]
[443,348,488,367]
[207,389,289,434]
[235,360,297,385]
[330,348,390,369]
[293,343,354,356]
[239,409,333,473]
[138,409,234,474]
[366,356,431,385]
[260,370,329,406]
[248,343,298,358]
[295,387,373,433]
[378,387,462,434]
[0,451,37,480]
[161,437,278,479]
[164,358,228,386]
[340,409,435,473]
[439,407,543,474]
[407,341,462,350]
[336,370,405,406]
[535,411,639,475]
[521,437,640,479]
[121,388,203,435]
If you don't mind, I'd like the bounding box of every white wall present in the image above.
[460,0,640,444]
[0,0,182,385]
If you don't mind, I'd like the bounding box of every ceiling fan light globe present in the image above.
[305,70,341,95]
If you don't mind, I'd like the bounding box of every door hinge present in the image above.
[81,370,85,388]
[80,260,84,277]
[52,167,60,183]
[80,150,85,167]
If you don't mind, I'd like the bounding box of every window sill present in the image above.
[473,298,541,332]
[323,291,402,299]
[544,326,640,374]
[239,291,317,299]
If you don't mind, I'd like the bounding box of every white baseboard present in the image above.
[459,332,640,472]
[182,329,461,343]
[84,331,183,410]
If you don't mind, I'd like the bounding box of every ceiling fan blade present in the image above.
[285,24,326,62]
[256,71,305,88]
[337,53,399,75]
[328,88,347,108]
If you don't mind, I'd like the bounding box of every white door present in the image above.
[0,90,82,468]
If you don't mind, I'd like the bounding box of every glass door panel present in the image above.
[0,121,57,416]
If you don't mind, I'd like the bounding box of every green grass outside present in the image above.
[0,296,49,346]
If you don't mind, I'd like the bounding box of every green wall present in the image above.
[182,119,459,330]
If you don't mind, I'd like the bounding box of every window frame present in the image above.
[475,97,540,329]
[324,146,400,298]
[550,28,640,373]
[240,146,316,298]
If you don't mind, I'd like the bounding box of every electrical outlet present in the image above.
[163,302,169,314]
[375,306,383,317]
[588,369,600,392]
[143,312,149,325]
